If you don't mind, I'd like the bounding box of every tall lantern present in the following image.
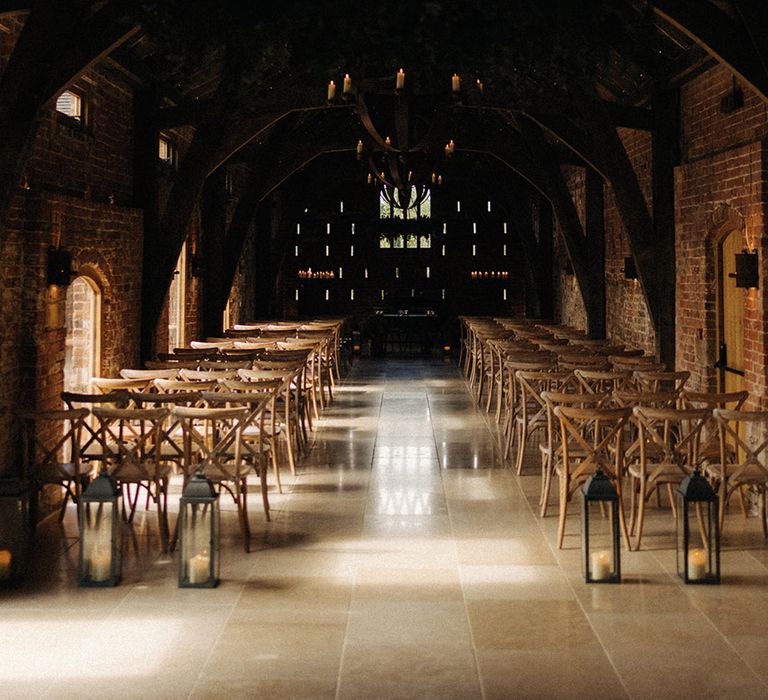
[676,469,720,584]
[0,478,30,585]
[78,469,122,587]
[178,472,220,588]
[581,469,621,583]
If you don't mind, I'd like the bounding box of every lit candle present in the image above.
[343,73,352,94]
[189,551,210,585]
[688,548,707,581]
[590,550,612,581]
[452,73,461,92]
[396,68,405,90]
[356,140,363,156]
[476,78,484,92]
[385,136,391,147]
[0,550,11,580]
[89,546,112,583]
[327,80,336,101]
[367,173,373,185]
[437,175,443,185]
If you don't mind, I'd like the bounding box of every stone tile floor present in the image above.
[3,358,768,699]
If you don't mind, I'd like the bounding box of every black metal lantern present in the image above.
[0,478,30,585]
[676,469,720,584]
[731,250,759,289]
[582,469,621,583]
[178,472,220,588]
[78,468,122,587]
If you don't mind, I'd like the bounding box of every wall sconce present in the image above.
[731,250,759,288]
[622,256,637,280]
[47,246,74,286]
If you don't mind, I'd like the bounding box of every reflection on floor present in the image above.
[4,358,768,699]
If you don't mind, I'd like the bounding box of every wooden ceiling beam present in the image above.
[650,0,768,102]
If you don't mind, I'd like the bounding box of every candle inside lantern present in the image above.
[396,68,405,90]
[476,78,484,92]
[343,73,352,94]
[188,550,210,585]
[0,549,11,580]
[89,546,112,583]
[590,550,612,581]
[385,136,391,147]
[687,548,707,581]
[327,80,336,101]
[452,73,461,92]
[356,140,363,156]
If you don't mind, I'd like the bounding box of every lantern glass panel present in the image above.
[676,495,720,584]
[179,500,219,588]
[79,500,121,586]
[0,485,28,583]
[582,499,620,583]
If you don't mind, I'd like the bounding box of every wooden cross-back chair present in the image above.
[632,370,690,396]
[91,406,172,550]
[709,409,768,535]
[214,379,286,492]
[500,356,556,460]
[172,406,256,552]
[20,408,90,524]
[120,368,180,381]
[513,370,575,476]
[680,390,749,466]
[539,391,611,519]
[628,407,709,550]
[61,391,131,465]
[574,369,632,396]
[552,405,632,549]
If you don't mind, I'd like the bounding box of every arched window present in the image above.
[64,276,101,393]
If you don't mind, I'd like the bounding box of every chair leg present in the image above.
[260,462,271,522]
[156,478,169,553]
[515,422,526,475]
[632,478,648,551]
[539,454,552,517]
[238,479,251,553]
[556,476,569,549]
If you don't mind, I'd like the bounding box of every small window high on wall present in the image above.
[159,134,177,168]
[56,89,86,125]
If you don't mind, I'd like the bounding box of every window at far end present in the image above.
[56,90,83,122]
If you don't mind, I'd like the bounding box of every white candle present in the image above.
[396,68,405,90]
[356,140,363,156]
[452,73,461,92]
[476,79,484,92]
[688,548,707,581]
[327,80,336,101]
[189,552,210,584]
[343,73,352,94]
[0,549,11,580]
[385,136,391,147]
[590,550,612,581]
[89,546,112,582]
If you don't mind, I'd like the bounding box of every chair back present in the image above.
[574,369,632,395]
[154,378,217,393]
[120,368,179,380]
[713,409,768,485]
[632,370,690,395]
[20,408,89,482]
[172,406,249,479]
[91,407,169,480]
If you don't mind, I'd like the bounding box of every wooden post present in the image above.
[200,170,228,338]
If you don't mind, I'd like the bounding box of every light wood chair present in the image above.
[574,369,632,395]
[61,391,131,464]
[20,408,89,524]
[709,409,768,535]
[539,391,611,518]
[91,407,172,551]
[120,368,180,381]
[632,370,690,396]
[628,406,709,550]
[172,406,255,552]
[154,378,217,393]
[552,405,632,549]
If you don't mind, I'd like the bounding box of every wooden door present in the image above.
[718,229,745,393]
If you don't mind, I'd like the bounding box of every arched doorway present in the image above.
[64,276,101,393]
[716,228,745,393]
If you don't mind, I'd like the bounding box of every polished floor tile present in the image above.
[8,357,768,698]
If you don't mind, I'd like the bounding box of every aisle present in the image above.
[4,359,768,699]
